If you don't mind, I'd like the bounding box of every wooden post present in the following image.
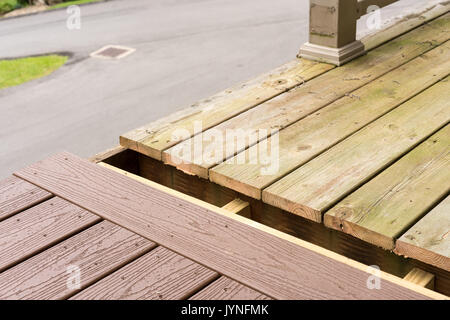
[299,0,398,65]
[299,0,364,66]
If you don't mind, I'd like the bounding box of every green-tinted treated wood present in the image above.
[71,246,218,300]
[210,43,450,199]
[395,196,450,272]
[162,14,450,178]
[263,77,450,222]
[120,59,334,160]
[324,126,450,250]
[360,3,450,50]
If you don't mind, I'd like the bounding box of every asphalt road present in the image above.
[0,0,443,179]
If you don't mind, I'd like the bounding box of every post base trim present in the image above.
[299,40,366,66]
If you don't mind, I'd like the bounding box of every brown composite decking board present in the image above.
[0,174,262,301]
[0,176,52,222]
[0,220,155,300]
[71,246,218,300]
[14,152,442,299]
[395,196,450,272]
[190,276,271,300]
[0,197,100,272]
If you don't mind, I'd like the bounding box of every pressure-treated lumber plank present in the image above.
[190,276,271,300]
[14,153,445,299]
[222,199,251,219]
[0,220,155,299]
[395,196,450,272]
[404,268,435,290]
[324,126,450,249]
[210,42,450,199]
[0,176,52,221]
[71,246,218,300]
[263,76,450,222]
[126,13,449,164]
[0,197,100,272]
[162,14,450,178]
[360,2,450,50]
[120,59,334,160]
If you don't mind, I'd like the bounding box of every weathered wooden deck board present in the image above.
[263,76,450,222]
[162,15,450,179]
[190,276,271,300]
[0,220,155,299]
[324,125,450,250]
[395,196,450,272]
[120,59,334,160]
[0,197,100,272]
[14,152,443,299]
[210,42,450,199]
[71,246,218,300]
[0,176,52,222]
[359,3,450,50]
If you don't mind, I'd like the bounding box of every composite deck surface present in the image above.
[0,153,443,300]
[122,12,450,275]
[0,175,270,300]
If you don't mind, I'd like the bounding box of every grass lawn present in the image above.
[49,0,102,10]
[0,55,67,89]
[0,0,25,15]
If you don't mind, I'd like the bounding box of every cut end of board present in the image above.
[395,240,450,273]
[324,212,396,251]
[262,190,322,223]
[162,152,210,180]
[209,170,262,200]
[120,135,162,161]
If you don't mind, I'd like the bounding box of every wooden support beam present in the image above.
[222,199,251,219]
[404,268,435,290]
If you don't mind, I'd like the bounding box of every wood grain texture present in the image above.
[71,246,218,300]
[263,76,450,222]
[210,42,450,199]
[222,199,251,219]
[120,59,334,160]
[395,196,450,272]
[14,152,445,299]
[190,276,271,300]
[0,176,52,222]
[404,268,435,290]
[324,125,450,250]
[162,15,450,178]
[0,197,100,272]
[360,4,450,51]
[0,220,155,299]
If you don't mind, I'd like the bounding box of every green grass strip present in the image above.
[0,55,67,89]
[49,0,102,10]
